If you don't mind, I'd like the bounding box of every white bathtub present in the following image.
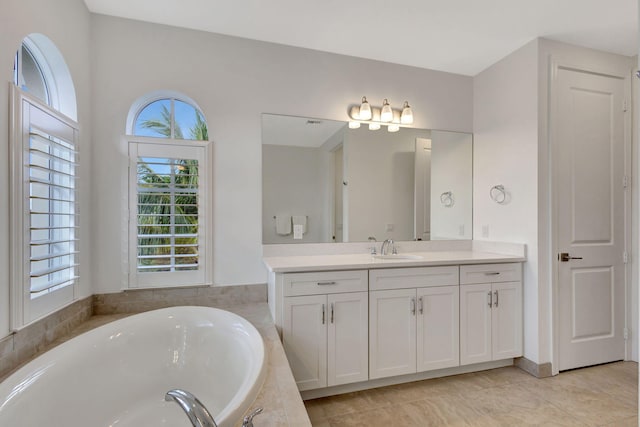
[0,306,266,427]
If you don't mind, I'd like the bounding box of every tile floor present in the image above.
[305,362,638,426]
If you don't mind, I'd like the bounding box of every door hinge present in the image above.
[623,251,628,264]
[624,328,629,340]
[623,98,630,112]
[623,175,629,189]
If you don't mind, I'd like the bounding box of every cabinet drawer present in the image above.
[369,266,459,291]
[460,263,522,284]
[283,270,368,296]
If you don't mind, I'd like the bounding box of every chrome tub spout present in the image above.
[165,389,217,427]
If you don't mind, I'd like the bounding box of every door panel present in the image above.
[369,289,416,379]
[328,292,368,386]
[556,67,626,370]
[416,286,459,372]
[283,295,327,390]
[492,282,522,360]
[460,283,492,365]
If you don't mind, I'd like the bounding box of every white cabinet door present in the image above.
[492,281,522,360]
[283,295,327,390]
[327,292,369,386]
[417,286,459,372]
[460,283,492,365]
[369,289,417,379]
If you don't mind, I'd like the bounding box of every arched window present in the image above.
[13,33,77,120]
[130,94,208,141]
[126,92,211,289]
[10,34,79,327]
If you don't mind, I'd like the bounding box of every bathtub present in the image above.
[0,306,266,427]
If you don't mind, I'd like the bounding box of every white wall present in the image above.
[473,39,540,363]
[90,15,473,292]
[262,144,332,243]
[0,0,92,337]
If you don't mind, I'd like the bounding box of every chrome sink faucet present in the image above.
[165,389,217,427]
[380,239,396,255]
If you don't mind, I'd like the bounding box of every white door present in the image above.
[491,282,522,360]
[283,295,327,390]
[416,286,459,372]
[555,67,627,371]
[327,292,368,386]
[369,289,416,379]
[460,283,492,365]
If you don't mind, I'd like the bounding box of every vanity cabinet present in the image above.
[459,263,522,365]
[282,270,368,391]
[369,266,459,379]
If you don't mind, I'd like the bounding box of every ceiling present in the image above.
[83,0,637,76]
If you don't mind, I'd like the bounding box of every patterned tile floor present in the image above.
[305,362,638,426]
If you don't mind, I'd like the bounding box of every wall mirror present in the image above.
[262,113,472,244]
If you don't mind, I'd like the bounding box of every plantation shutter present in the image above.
[28,126,79,295]
[129,142,206,287]
[11,90,80,327]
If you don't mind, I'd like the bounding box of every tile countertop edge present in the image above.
[263,250,526,273]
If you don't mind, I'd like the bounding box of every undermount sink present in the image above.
[372,254,424,260]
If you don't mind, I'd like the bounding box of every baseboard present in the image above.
[515,356,553,378]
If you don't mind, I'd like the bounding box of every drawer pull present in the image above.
[418,297,424,315]
[411,298,416,316]
[494,290,499,307]
[331,303,334,323]
[322,304,325,324]
[317,281,337,286]
[487,291,492,308]
[484,272,501,276]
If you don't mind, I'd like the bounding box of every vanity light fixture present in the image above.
[380,99,393,122]
[348,96,414,132]
[400,101,413,124]
[359,96,372,120]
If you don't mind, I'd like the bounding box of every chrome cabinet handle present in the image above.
[330,303,334,324]
[317,281,337,286]
[322,304,325,324]
[487,291,492,308]
[418,297,424,314]
[411,298,416,315]
[494,290,499,307]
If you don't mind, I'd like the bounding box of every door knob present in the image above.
[559,253,583,262]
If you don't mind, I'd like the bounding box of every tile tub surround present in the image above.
[306,361,638,426]
[93,283,267,314]
[0,296,92,380]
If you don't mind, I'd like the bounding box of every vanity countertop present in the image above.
[263,250,525,273]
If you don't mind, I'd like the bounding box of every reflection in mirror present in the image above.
[262,114,472,244]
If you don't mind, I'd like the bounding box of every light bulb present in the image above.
[348,121,361,129]
[400,101,413,124]
[369,122,381,130]
[359,96,372,121]
[387,124,400,132]
[380,99,393,122]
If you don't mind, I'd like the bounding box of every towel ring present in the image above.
[440,191,454,207]
[490,185,506,204]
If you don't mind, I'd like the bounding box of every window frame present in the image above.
[127,137,212,289]
[10,85,80,329]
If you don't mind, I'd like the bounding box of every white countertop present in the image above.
[263,250,525,273]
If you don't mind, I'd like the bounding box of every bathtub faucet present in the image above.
[165,389,217,427]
